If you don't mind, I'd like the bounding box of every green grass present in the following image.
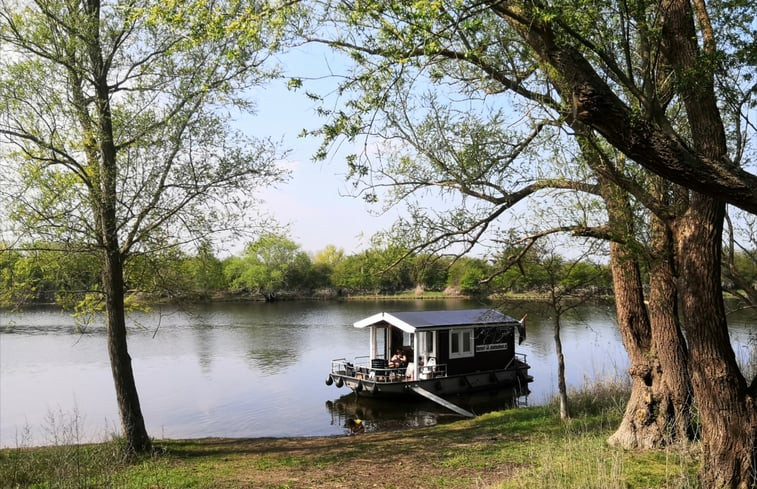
[1,382,702,488]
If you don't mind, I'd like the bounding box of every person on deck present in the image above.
[389,349,406,368]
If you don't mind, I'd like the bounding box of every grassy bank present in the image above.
[1,387,699,489]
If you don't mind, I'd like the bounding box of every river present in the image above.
[1,299,754,447]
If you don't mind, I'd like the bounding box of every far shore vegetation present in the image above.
[3,231,755,309]
[1,232,614,307]
[1,379,704,489]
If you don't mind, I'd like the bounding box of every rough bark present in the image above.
[675,195,755,488]
[490,2,757,215]
[604,222,692,449]
[592,163,692,449]
[646,210,692,444]
[490,1,755,481]
[606,242,660,449]
[660,0,756,484]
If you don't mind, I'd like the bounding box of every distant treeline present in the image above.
[1,232,754,307]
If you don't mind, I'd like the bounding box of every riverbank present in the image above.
[1,388,699,489]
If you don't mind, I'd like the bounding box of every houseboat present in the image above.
[326,309,532,402]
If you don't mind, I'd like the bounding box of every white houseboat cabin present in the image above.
[326,308,532,403]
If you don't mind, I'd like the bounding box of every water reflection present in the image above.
[325,388,524,434]
[1,299,753,448]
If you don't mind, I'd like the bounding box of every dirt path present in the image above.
[162,419,524,489]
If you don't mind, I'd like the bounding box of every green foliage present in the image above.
[0,237,620,302]
[329,244,435,294]
[0,0,294,310]
[412,254,451,291]
[180,241,227,297]
[225,232,313,300]
[491,242,612,298]
[309,245,345,289]
[491,245,550,293]
[447,257,492,297]
[0,243,100,308]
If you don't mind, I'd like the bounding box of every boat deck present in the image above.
[331,354,528,383]
[330,357,446,382]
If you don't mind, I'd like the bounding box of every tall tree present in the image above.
[0,0,291,454]
[306,0,756,485]
[577,139,694,448]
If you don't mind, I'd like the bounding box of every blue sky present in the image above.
[238,44,401,255]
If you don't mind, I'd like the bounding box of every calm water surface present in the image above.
[1,299,754,447]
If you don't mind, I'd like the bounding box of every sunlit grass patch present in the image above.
[0,383,703,489]
[254,455,308,470]
[114,457,208,489]
[497,432,697,489]
[623,447,699,489]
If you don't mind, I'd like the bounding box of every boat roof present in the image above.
[353,308,519,334]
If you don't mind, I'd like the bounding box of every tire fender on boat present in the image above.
[356,380,363,392]
[335,377,344,388]
[325,375,334,386]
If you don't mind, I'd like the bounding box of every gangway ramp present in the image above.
[407,385,475,418]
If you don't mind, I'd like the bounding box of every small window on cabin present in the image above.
[474,326,510,352]
[450,329,475,359]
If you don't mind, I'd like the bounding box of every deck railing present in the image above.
[504,352,529,370]
[334,352,528,382]
[331,356,451,382]
[418,363,447,379]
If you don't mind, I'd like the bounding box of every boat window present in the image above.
[404,331,412,347]
[449,329,474,359]
[474,326,511,352]
[417,331,435,361]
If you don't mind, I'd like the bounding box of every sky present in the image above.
[236,45,401,256]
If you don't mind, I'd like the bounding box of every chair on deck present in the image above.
[371,358,389,381]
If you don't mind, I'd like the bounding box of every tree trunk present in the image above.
[607,242,658,448]
[586,154,693,448]
[675,195,755,488]
[98,108,152,454]
[660,0,756,483]
[88,0,152,452]
[606,235,693,449]
[647,208,692,444]
[103,247,152,455]
[553,315,569,420]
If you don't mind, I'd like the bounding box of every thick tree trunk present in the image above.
[492,0,754,480]
[587,156,693,448]
[607,242,657,448]
[646,212,692,443]
[660,0,756,483]
[675,195,756,488]
[606,234,693,449]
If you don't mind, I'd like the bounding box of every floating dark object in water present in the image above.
[346,418,364,434]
